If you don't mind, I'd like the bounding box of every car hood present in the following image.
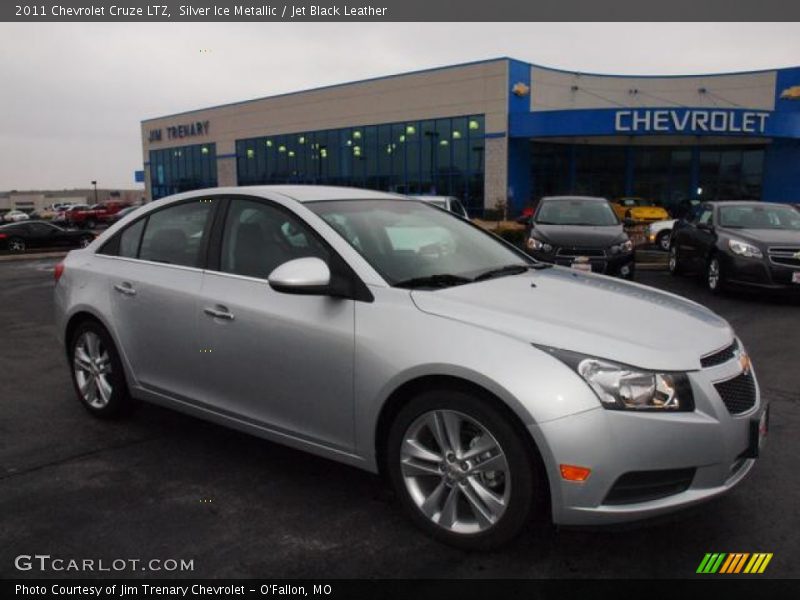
[411,268,733,372]
[721,227,800,246]
[532,224,626,247]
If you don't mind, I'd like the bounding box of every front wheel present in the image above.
[706,255,725,294]
[386,390,543,549]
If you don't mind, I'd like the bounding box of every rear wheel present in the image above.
[7,237,25,252]
[668,244,683,275]
[386,389,542,549]
[78,235,93,248]
[656,230,671,252]
[69,321,134,418]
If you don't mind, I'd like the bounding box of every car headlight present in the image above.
[609,240,634,255]
[728,238,763,258]
[526,236,553,253]
[537,346,694,411]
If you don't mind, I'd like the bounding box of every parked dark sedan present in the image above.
[525,196,634,279]
[0,221,95,253]
[669,201,800,293]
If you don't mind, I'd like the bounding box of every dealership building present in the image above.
[140,57,800,215]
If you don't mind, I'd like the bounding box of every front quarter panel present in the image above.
[354,287,601,468]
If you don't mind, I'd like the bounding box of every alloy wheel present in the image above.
[669,246,678,272]
[707,258,721,291]
[658,232,671,251]
[399,409,511,534]
[8,239,25,252]
[73,331,114,409]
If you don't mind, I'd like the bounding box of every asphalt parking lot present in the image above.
[0,257,797,579]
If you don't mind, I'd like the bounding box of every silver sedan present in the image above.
[54,186,767,548]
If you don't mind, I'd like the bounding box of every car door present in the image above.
[684,204,715,265]
[195,196,356,451]
[103,197,217,402]
[25,222,60,248]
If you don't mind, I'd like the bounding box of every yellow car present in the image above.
[611,197,670,223]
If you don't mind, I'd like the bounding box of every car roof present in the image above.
[705,200,791,207]
[540,195,609,202]
[176,185,408,203]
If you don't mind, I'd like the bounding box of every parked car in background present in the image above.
[55,185,766,548]
[106,204,143,224]
[410,195,469,219]
[669,201,800,293]
[526,196,635,279]
[58,201,132,229]
[611,197,670,223]
[54,204,91,225]
[645,219,678,251]
[3,209,30,223]
[0,221,95,252]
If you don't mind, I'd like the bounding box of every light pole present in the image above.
[91,180,98,205]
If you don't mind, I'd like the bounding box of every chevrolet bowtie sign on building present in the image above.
[141,58,800,213]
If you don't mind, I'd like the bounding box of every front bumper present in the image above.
[529,359,766,526]
[720,254,800,291]
[530,251,634,278]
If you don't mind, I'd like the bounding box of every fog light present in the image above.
[560,464,591,482]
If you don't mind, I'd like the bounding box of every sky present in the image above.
[1,22,799,190]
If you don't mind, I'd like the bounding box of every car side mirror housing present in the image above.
[268,257,332,295]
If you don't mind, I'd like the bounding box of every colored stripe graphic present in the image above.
[744,553,773,574]
[697,553,727,573]
[720,553,750,573]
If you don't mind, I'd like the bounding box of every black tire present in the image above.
[386,389,544,549]
[706,255,725,295]
[86,219,96,230]
[68,320,135,418]
[655,230,671,252]
[7,237,25,252]
[668,244,683,276]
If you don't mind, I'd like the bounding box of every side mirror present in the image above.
[268,257,331,295]
[623,217,636,227]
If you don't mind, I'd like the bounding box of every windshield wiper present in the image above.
[473,263,536,282]
[394,273,472,289]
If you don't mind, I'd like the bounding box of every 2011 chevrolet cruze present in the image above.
[54,186,768,548]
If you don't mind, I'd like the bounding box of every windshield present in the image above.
[535,199,619,226]
[719,205,800,230]
[307,199,531,286]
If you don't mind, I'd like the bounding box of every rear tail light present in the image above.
[0,233,7,239]
[54,261,65,283]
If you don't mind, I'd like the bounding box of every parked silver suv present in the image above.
[54,186,767,548]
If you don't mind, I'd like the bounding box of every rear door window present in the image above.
[139,201,214,267]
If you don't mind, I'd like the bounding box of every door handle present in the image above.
[113,282,137,296]
[204,306,235,321]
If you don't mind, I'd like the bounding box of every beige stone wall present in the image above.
[484,137,508,211]
[141,60,510,205]
[531,67,777,112]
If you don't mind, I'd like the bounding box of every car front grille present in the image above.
[555,247,606,258]
[768,247,800,269]
[714,371,757,415]
[700,339,739,368]
[603,468,696,505]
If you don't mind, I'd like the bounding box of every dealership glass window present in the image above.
[149,143,217,200]
[234,114,485,215]
[698,146,764,201]
[573,145,626,199]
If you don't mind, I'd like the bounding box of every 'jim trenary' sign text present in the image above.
[148,121,210,143]
[614,109,770,134]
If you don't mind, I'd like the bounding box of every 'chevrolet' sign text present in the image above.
[615,110,770,134]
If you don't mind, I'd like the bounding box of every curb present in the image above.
[0,251,68,263]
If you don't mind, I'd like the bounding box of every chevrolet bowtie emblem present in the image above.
[780,85,800,100]
[511,82,530,97]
